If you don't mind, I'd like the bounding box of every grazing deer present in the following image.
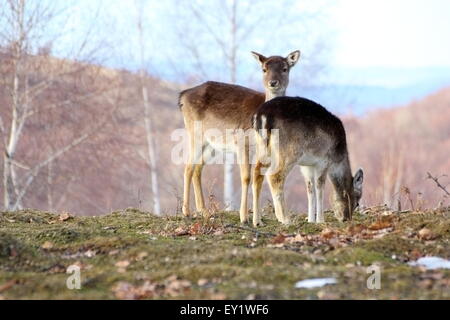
[179,50,301,223]
[252,96,364,226]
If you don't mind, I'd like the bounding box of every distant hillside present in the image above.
[344,87,450,209]
[253,66,450,114]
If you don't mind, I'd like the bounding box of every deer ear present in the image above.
[251,51,267,66]
[353,168,364,192]
[286,50,301,67]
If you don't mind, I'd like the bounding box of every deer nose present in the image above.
[269,80,279,88]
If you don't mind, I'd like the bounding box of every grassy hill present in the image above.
[0,208,449,299]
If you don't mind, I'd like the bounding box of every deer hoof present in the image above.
[182,207,191,218]
[253,220,264,228]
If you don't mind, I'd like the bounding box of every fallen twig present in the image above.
[0,279,17,293]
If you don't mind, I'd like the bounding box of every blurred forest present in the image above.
[0,0,448,215]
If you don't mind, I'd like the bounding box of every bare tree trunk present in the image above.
[136,0,161,215]
[47,161,53,211]
[3,0,26,210]
[3,155,16,210]
[223,0,238,211]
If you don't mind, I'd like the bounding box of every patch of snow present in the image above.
[408,257,450,270]
[295,278,337,289]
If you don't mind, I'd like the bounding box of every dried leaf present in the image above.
[317,290,340,300]
[320,228,336,240]
[109,249,119,256]
[189,222,202,235]
[164,276,191,297]
[112,282,134,300]
[271,234,286,244]
[418,228,435,240]
[346,224,366,235]
[285,234,305,243]
[174,226,189,236]
[115,260,130,268]
[368,220,392,230]
[59,212,72,221]
[0,280,17,293]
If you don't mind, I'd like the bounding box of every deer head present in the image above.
[334,168,364,221]
[251,50,301,101]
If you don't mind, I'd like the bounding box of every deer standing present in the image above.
[179,51,301,223]
[252,96,364,226]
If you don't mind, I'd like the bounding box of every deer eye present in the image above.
[283,67,288,72]
[263,68,267,73]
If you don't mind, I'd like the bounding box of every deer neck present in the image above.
[265,89,285,102]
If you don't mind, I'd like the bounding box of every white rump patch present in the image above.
[261,115,267,130]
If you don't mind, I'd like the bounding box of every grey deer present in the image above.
[252,96,364,226]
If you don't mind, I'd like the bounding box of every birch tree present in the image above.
[0,0,112,211]
[134,0,161,215]
[171,0,328,210]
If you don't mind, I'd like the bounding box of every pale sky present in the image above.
[4,0,449,102]
[45,0,450,71]
[330,0,450,68]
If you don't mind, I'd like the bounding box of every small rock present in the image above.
[84,250,96,258]
[418,228,435,240]
[197,278,209,286]
[59,213,72,221]
[115,260,130,268]
[41,241,54,250]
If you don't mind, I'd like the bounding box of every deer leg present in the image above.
[192,163,205,217]
[252,162,265,227]
[237,141,251,224]
[301,166,316,223]
[182,162,195,217]
[267,169,289,225]
[192,144,214,217]
[182,138,204,217]
[238,162,251,224]
[315,167,328,223]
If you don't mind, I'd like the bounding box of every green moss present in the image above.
[0,208,449,299]
[327,247,392,266]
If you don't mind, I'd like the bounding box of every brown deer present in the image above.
[252,96,364,226]
[179,50,301,223]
